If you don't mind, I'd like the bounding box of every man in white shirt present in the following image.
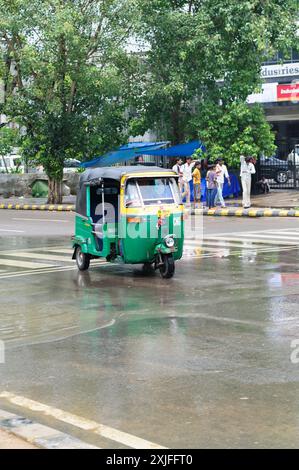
[240,155,256,208]
[172,158,183,193]
[181,157,195,205]
[215,159,230,208]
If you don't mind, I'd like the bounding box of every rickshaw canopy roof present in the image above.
[79,166,175,186]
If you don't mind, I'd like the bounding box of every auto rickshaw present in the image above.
[72,166,184,278]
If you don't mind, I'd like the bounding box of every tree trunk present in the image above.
[1,155,9,173]
[47,177,63,204]
[171,100,184,145]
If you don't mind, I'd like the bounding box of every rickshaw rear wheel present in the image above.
[75,246,90,271]
[159,254,175,279]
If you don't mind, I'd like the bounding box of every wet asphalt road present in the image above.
[0,211,299,448]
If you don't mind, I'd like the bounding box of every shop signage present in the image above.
[262,64,299,79]
[277,83,299,101]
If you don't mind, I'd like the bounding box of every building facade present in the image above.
[248,51,299,159]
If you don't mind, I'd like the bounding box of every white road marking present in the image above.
[241,233,299,241]
[183,245,298,258]
[205,236,297,246]
[0,392,166,449]
[0,261,109,280]
[0,258,53,269]
[265,231,299,237]
[5,251,73,263]
[0,229,25,233]
[0,245,67,254]
[43,248,74,254]
[12,218,69,223]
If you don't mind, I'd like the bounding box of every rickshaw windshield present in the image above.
[125,177,181,207]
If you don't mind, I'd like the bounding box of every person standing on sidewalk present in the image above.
[192,161,201,209]
[215,159,230,208]
[240,155,256,208]
[181,157,195,205]
[206,164,218,209]
[172,158,183,194]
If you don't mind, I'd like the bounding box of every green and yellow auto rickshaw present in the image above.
[72,166,184,278]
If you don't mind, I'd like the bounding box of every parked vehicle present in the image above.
[64,159,81,172]
[259,155,290,184]
[72,166,184,279]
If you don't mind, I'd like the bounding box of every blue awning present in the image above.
[137,140,206,157]
[81,141,169,168]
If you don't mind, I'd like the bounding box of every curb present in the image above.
[192,208,299,217]
[0,409,99,449]
[0,203,298,217]
[0,203,75,212]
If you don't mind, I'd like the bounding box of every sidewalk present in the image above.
[0,190,299,216]
[223,190,299,209]
[0,429,37,449]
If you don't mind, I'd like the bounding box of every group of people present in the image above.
[172,154,258,209]
[172,157,231,209]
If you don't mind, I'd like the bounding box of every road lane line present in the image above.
[0,245,68,254]
[0,392,167,449]
[5,251,74,263]
[0,229,25,233]
[0,259,53,269]
[45,248,74,255]
[206,236,297,245]
[265,230,299,237]
[184,246,298,259]
[241,233,299,241]
[0,261,110,279]
[12,218,69,223]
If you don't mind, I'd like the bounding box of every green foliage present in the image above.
[0,0,137,184]
[0,127,18,157]
[192,102,277,166]
[131,0,297,154]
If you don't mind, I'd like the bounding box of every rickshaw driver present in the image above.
[125,180,141,207]
[138,178,173,204]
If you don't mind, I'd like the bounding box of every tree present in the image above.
[0,127,19,173]
[0,0,136,203]
[130,0,297,149]
[192,102,276,166]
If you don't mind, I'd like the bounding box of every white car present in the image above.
[63,158,81,173]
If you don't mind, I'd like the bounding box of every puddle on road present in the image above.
[1,248,299,351]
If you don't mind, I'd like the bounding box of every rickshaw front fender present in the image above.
[154,243,173,256]
[72,236,89,259]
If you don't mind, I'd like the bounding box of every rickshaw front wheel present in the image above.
[76,246,90,271]
[159,254,175,279]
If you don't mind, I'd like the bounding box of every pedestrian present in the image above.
[215,158,230,208]
[206,164,218,209]
[181,157,195,205]
[200,158,208,179]
[257,176,270,194]
[192,161,201,209]
[240,155,256,208]
[172,158,183,194]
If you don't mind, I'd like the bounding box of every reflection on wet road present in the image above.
[1,229,299,448]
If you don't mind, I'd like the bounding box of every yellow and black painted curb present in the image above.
[0,203,75,212]
[192,208,299,217]
[0,203,298,217]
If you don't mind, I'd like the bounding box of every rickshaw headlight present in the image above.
[165,236,175,248]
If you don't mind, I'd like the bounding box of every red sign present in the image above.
[277,83,299,101]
